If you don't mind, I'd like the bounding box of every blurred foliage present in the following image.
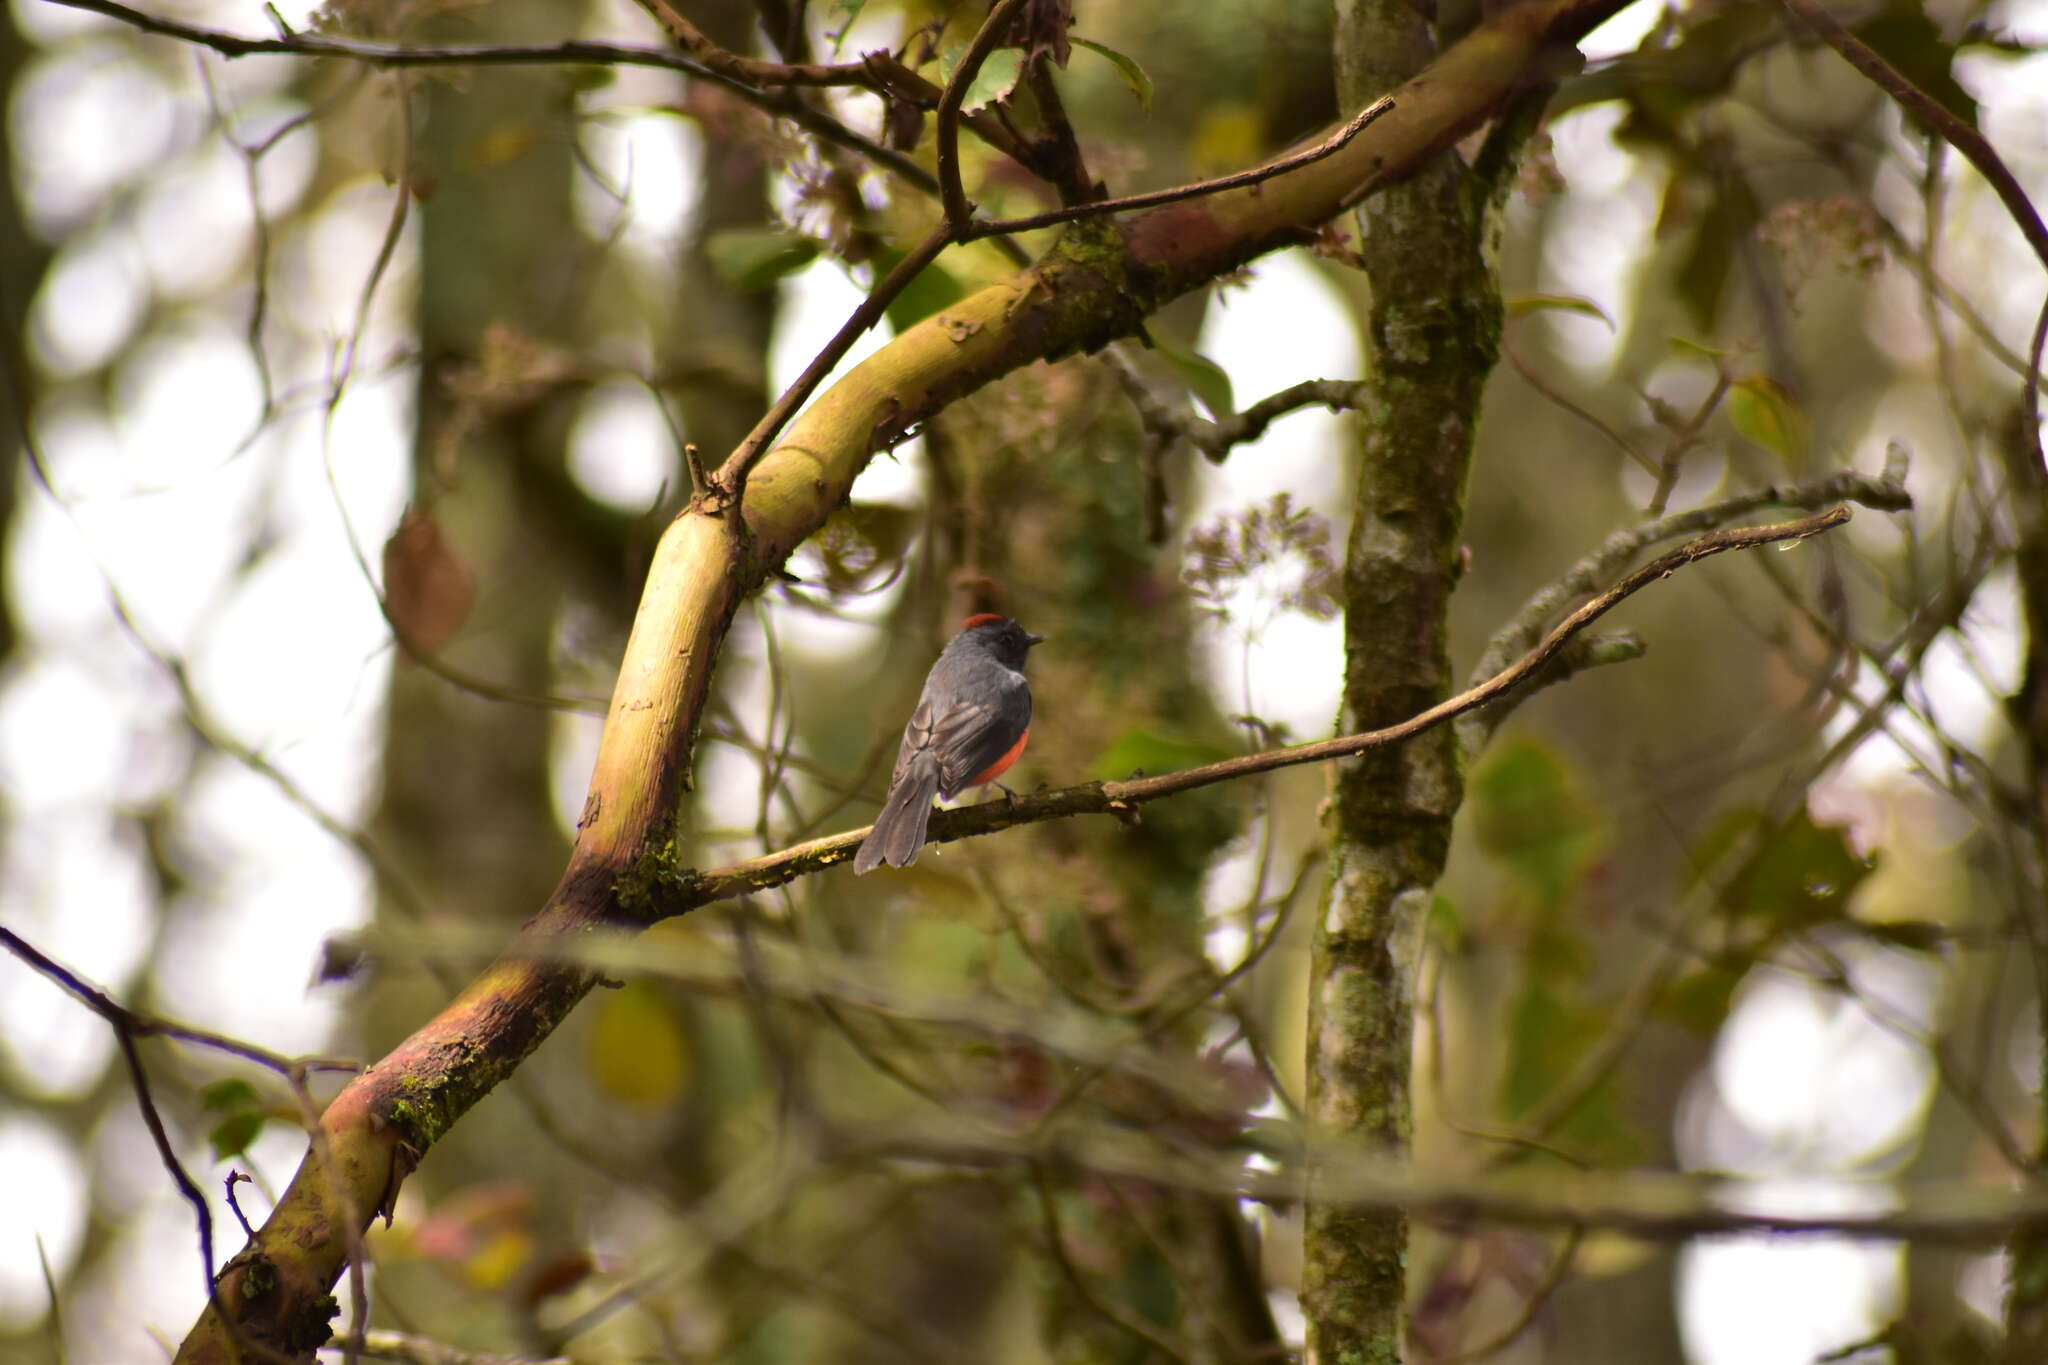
[0,0,2045,1361]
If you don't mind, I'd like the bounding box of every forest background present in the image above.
[2,0,2047,1362]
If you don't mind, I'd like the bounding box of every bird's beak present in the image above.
[1026,633,1047,647]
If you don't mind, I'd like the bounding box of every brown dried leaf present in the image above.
[1002,0,1073,67]
[382,507,475,659]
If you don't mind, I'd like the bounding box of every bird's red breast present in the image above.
[964,727,1030,788]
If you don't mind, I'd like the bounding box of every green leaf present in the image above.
[1659,962,1746,1035]
[1086,728,1233,782]
[208,1112,265,1162]
[823,0,869,54]
[704,228,819,292]
[1498,961,1646,1164]
[201,1077,262,1113]
[1505,294,1615,330]
[1428,893,1465,955]
[813,502,918,594]
[1152,337,1236,419]
[1662,335,1728,362]
[1072,37,1153,112]
[1668,175,1759,331]
[1722,811,1875,928]
[869,250,967,332]
[1727,376,1810,466]
[1855,3,1977,129]
[589,981,690,1109]
[965,48,1025,112]
[1470,740,1600,913]
[934,45,1026,113]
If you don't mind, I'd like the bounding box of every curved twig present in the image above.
[1458,457,1913,751]
[935,0,1031,231]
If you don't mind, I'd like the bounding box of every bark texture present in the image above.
[1999,407,2048,1361]
[1301,4,1508,1361]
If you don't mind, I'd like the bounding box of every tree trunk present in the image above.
[1998,405,2048,1362]
[1302,5,1509,1361]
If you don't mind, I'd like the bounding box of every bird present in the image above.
[852,613,1045,873]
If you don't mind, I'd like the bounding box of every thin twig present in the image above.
[317,1331,568,1365]
[959,94,1396,240]
[111,1022,223,1337]
[54,0,784,78]
[713,222,952,496]
[1103,347,1375,463]
[1500,333,1658,479]
[1779,0,2048,480]
[0,929,342,1365]
[1778,0,2048,272]
[57,0,947,210]
[1459,456,1912,751]
[0,927,360,1077]
[631,0,869,86]
[935,0,1030,231]
[1437,1226,1584,1364]
[224,1172,259,1241]
[862,1116,2048,1243]
[1645,367,1734,516]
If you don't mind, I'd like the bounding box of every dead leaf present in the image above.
[382,507,475,659]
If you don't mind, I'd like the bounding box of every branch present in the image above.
[936,0,1030,231]
[1103,349,1372,462]
[960,93,1396,240]
[0,929,339,1365]
[0,927,359,1079]
[630,0,868,86]
[713,221,954,496]
[1778,0,2048,478]
[1022,52,1100,209]
[664,508,1865,910]
[1778,0,2048,274]
[320,1333,567,1365]
[859,1117,2048,1245]
[52,0,942,207]
[1457,453,1913,753]
[53,0,744,75]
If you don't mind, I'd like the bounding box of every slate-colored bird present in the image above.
[853,614,1044,873]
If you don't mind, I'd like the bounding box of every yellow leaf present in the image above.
[463,1227,535,1290]
[1727,376,1810,467]
[1190,105,1263,177]
[589,981,690,1108]
[472,122,539,168]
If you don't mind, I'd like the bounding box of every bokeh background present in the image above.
[2,0,2046,1360]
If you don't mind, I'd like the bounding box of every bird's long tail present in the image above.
[853,755,941,873]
